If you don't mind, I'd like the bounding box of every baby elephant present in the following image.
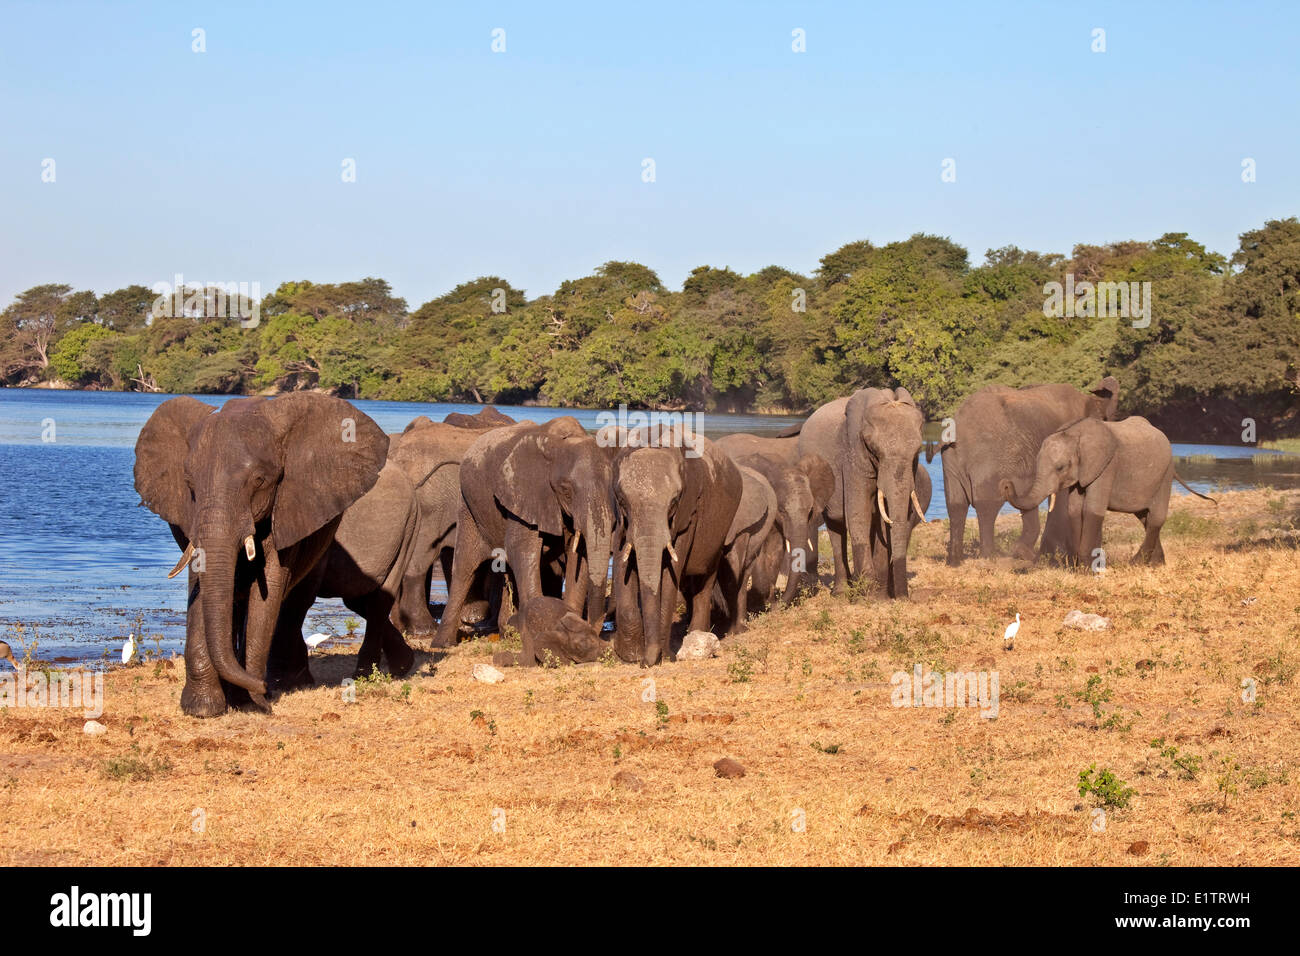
[493,596,617,667]
[1000,416,1214,566]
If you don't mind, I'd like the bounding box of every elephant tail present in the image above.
[1173,471,1217,503]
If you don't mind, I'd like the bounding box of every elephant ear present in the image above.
[263,393,390,550]
[798,454,835,511]
[496,427,565,537]
[726,468,771,545]
[1087,375,1121,420]
[134,396,217,535]
[1075,420,1119,487]
[892,386,917,406]
[844,389,887,477]
[674,436,712,538]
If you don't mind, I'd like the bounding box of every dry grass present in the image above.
[2,488,1298,866]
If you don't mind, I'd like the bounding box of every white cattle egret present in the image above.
[1003,613,1020,649]
[122,633,138,664]
[304,633,332,652]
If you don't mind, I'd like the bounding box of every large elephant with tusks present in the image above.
[796,388,929,598]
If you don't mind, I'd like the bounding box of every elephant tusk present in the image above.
[244,535,257,561]
[167,541,196,579]
[1048,493,1056,512]
[570,531,581,554]
[666,543,680,565]
[910,490,928,523]
[877,489,893,526]
[621,542,632,563]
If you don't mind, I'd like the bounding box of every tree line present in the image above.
[3,217,1297,439]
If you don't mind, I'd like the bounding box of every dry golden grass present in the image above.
[2,488,1298,866]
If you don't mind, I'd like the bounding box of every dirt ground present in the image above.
[2,487,1298,866]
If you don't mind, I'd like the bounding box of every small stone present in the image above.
[472,662,505,684]
[613,770,644,791]
[83,720,107,736]
[1063,609,1110,631]
[1127,840,1150,856]
[677,630,720,660]
[713,757,746,779]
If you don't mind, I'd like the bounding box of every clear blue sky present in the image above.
[1,0,1296,307]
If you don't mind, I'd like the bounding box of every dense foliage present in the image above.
[4,219,1297,437]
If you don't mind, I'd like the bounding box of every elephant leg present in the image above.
[686,569,717,644]
[612,549,643,664]
[828,521,850,596]
[1134,511,1165,566]
[374,592,415,677]
[266,569,322,694]
[398,560,436,638]
[497,569,518,637]
[869,522,890,590]
[434,511,490,648]
[945,478,969,566]
[562,536,588,614]
[349,591,414,678]
[974,500,1000,559]
[241,543,293,712]
[1077,509,1106,567]
[1013,506,1040,561]
[180,572,227,718]
[946,504,968,567]
[1039,493,1072,563]
[730,563,749,636]
[505,522,544,604]
[649,561,679,665]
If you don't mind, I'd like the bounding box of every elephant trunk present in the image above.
[630,524,675,665]
[585,510,613,622]
[196,509,268,697]
[633,529,670,596]
[880,472,914,598]
[780,517,812,604]
[1001,472,1055,512]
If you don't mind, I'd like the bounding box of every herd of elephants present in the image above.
[132,375,1212,717]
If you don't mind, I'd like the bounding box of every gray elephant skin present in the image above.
[387,417,505,637]
[434,417,616,647]
[941,376,1120,565]
[611,424,742,666]
[492,596,623,667]
[796,388,931,598]
[712,464,777,634]
[1000,416,1215,566]
[134,394,388,717]
[717,445,835,605]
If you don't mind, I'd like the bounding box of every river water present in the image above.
[1,389,1295,663]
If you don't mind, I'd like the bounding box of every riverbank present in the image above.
[1,487,1298,865]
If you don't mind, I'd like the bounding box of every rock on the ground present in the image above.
[471,662,505,684]
[1063,609,1110,631]
[83,720,107,736]
[677,630,720,660]
[713,757,746,779]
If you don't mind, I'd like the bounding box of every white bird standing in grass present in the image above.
[1003,613,1020,650]
[304,633,332,653]
[122,632,138,664]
